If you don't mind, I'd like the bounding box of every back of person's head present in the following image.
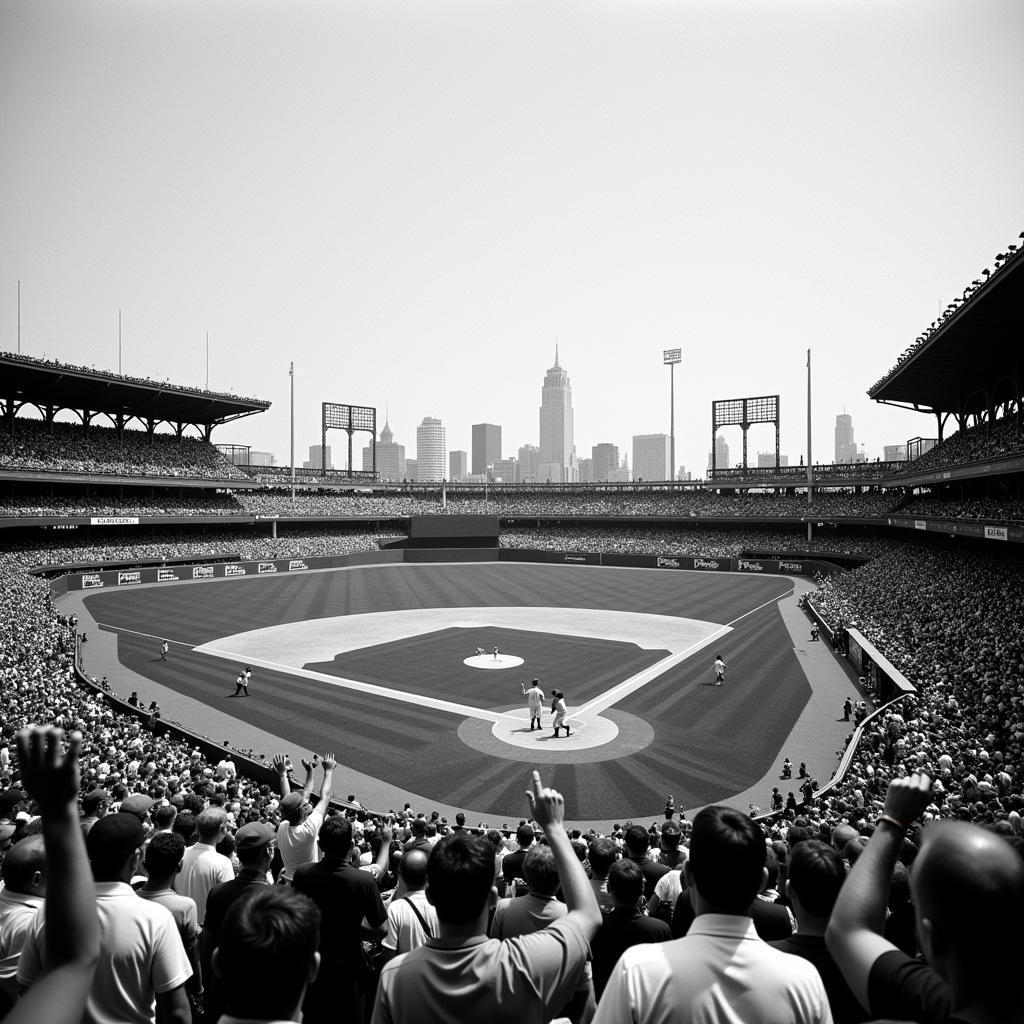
[411,817,427,836]
[912,821,1024,982]
[688,806,766,913]
[624,824,650,857]
[588,836,618,878]
[516,822,536,848]
[843,835,869,865]
[317,815,353,859]
[787,839,846,918]
[607,858,644,907]
[485,829,503,850]
[153,804,177,830]
[196,807,227,843]
[215,887,321,1021]
[0,835,46,892]
[172,810,196,844]
[144,831,185,878]
[87,812,146,882]
[831,822,858,852]
[523,844,559,897]
[399,848,429,890]
[427,833,496,925]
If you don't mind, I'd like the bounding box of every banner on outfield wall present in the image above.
[90,516,140,526]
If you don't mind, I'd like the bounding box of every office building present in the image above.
[608,454,630,483]
[492,457,518,483]
[707,434,730,472]
[361,421,407,481]
[538,347,575,482]
[835,413,857,463]
[883,444,907,462]
[632,434,671,482]
[449,450,468,482]
[592,443,619,483]
[248,451,275,467]
[415,417,446,482]
[471,424,502,477]
[405,458,418,481]
[577,457,593,483]
[517,444,540,483]
[302,444,332,471]
[757,451,789,468]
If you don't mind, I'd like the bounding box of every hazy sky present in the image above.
[2,0,1022,475]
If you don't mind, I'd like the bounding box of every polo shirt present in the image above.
[383,890,439,954]
[592,913,832,1024]
[372,916,590,1024]
[174,842,233,925]
[489,891,565,940]
[276,807,324,878]
[591,907,670,999]
[18,881,192,1024]
[0,888,42,999]
[136,888,198,953]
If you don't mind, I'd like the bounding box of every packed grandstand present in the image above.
[1,238,1022,1024]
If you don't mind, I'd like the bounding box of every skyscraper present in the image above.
[632,434,671,482]
[449,450,468,481]
[518,444,540,483]
[707,434,730,472]
[362,421,406,481]
[538,347,575,482]
[471,424,502,477]
[835,413,856,463]
[416,417,446,482]
[592,443,620,483]
[303,444,332,471]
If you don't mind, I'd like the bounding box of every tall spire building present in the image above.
[538,346,576,482]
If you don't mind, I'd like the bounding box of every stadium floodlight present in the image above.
[663,349,682,482]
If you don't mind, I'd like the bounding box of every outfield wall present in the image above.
[57,546,843,591]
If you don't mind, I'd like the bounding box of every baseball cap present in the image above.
[235,822,276,853]
[279,793,305,817]
[86,812,146,867]
[82,788,111,814]
[120,794,159,819]
[661,821,682,837]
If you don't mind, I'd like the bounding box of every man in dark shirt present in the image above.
[201,821,275,1023]
[500,822,536,889]
[591,859,670,998]
[770,840,867,1024]
[827,771,1024,1024]
[293,814,388,1024]
[623,825,669,900]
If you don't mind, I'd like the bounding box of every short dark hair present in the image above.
[427,834,496,924]
[516,823,536,847]
[153,805,177,829]
[144,831,185,877]
[318,815,353,858]
[624,825,650,856]
[523,844,559,897]
[217,888,320,1020]
[688,806,765,913]
[588,837,618,877]
[787,839,846,917]
[173,810,196,844]
[608,857,644,905]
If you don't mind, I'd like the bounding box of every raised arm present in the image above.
[272,753,291,799]
[826,771,933,1011]
[527,771,601,940]
[10,727,100,1024]
[301,754,319,803]
[312,754,336,816]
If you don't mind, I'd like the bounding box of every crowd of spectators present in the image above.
[0,420,250,480]
[898,492,1024,523]
[893,412,1024,477]
[0,494,246,518]
[2,525,1024,1022]
[501,525,900,559]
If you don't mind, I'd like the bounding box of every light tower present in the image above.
[663,348,682,481]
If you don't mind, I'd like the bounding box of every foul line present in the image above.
[576,584,793,717]
[95,623,196,650]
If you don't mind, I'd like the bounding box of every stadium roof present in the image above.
[868,238,1023,416]
[2,352,270,427]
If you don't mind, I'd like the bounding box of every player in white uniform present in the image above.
[713,654,727,686]
[551,689,570,738]
[521,679,545,731]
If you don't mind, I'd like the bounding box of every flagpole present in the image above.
[290,363,295,501]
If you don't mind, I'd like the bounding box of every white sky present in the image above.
[2,0,1022,474]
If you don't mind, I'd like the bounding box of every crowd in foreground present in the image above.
[0,531,1023,1023]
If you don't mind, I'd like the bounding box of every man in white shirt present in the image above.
[594,805,832,1024]
[382,850,438,960]
[174,807,233,926]
[0,836,45,1006]
[274,752,336,882]
[18,811,192,1024]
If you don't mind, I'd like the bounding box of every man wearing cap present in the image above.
[80,788,111,835]
[174,807,233,927]
[0,836,46,1011]
[120,792,159,822]
[275,753,336,882]
[201,820,276,1023]
[18,811,193,1024]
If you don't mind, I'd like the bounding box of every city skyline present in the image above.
[2,2,1021,476]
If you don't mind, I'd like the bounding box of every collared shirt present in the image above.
[175,841,233,925]
[593,913,832,1024]
[0,888,43,998]
[489,891,566,940]
[276,807,325,878]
